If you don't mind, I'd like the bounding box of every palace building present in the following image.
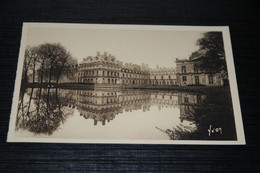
[77,52,150,86]
[175,57,224,86]
[77,52,179,87]
[77,51,225,87]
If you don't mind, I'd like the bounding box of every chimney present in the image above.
[97,51,100,56]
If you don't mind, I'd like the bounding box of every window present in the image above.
[169,76,171,79]
[182,76,187,82]
[194,64,199,73]
[181,65,186,73]
[209,75,214,84]
[197,95,201,104]
[161,76,163,79]
[195,76,199,85]
[184,95,189,103]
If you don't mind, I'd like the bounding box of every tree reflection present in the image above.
[15,87,74,135]
[165,88,237,140]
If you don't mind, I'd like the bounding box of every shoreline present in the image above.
[21,82,229,94]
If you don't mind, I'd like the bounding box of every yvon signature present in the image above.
[208,125,222,136]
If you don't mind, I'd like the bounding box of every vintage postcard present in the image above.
[7,23,245,144]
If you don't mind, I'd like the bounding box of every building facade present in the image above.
[149,68,177,85]
[175,58,224,86]
[78,52,150,86]
[77,51,224,87]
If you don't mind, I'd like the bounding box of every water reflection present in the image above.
[15,87,237,140]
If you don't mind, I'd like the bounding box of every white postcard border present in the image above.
[7,23,246,145]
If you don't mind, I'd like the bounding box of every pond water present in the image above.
[14,87,237,141]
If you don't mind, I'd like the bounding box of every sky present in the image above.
[25,26,204,68]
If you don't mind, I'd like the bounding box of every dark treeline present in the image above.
[22,43,78,84]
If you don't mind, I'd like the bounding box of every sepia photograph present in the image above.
[7,23,245,144]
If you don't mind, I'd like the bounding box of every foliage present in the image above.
[190,32,227,76]
[22,43,78,84]
[15,88,74,135]
[166,89,237,140]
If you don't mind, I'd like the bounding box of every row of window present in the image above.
[81,71,120,77]
[80,71,148,79]
[181,65,199,74]
[149,81,176,85]
[122,79,146,84]
[154,95,173,99]
[79,91,117,96]
[122,73,147,79]
[181,75,214,84]
[183,95,202,104]
[151,76,174,80]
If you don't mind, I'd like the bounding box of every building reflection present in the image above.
[16,87,206,135]
[178,92,206,122]
[62,89,205,126]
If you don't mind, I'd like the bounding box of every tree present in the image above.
[192,32,227,76]
[16,87,74,135]
[38,43,67,83]
[22,43,77,84]
[165,89,237,140]
[22,46,39,83]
